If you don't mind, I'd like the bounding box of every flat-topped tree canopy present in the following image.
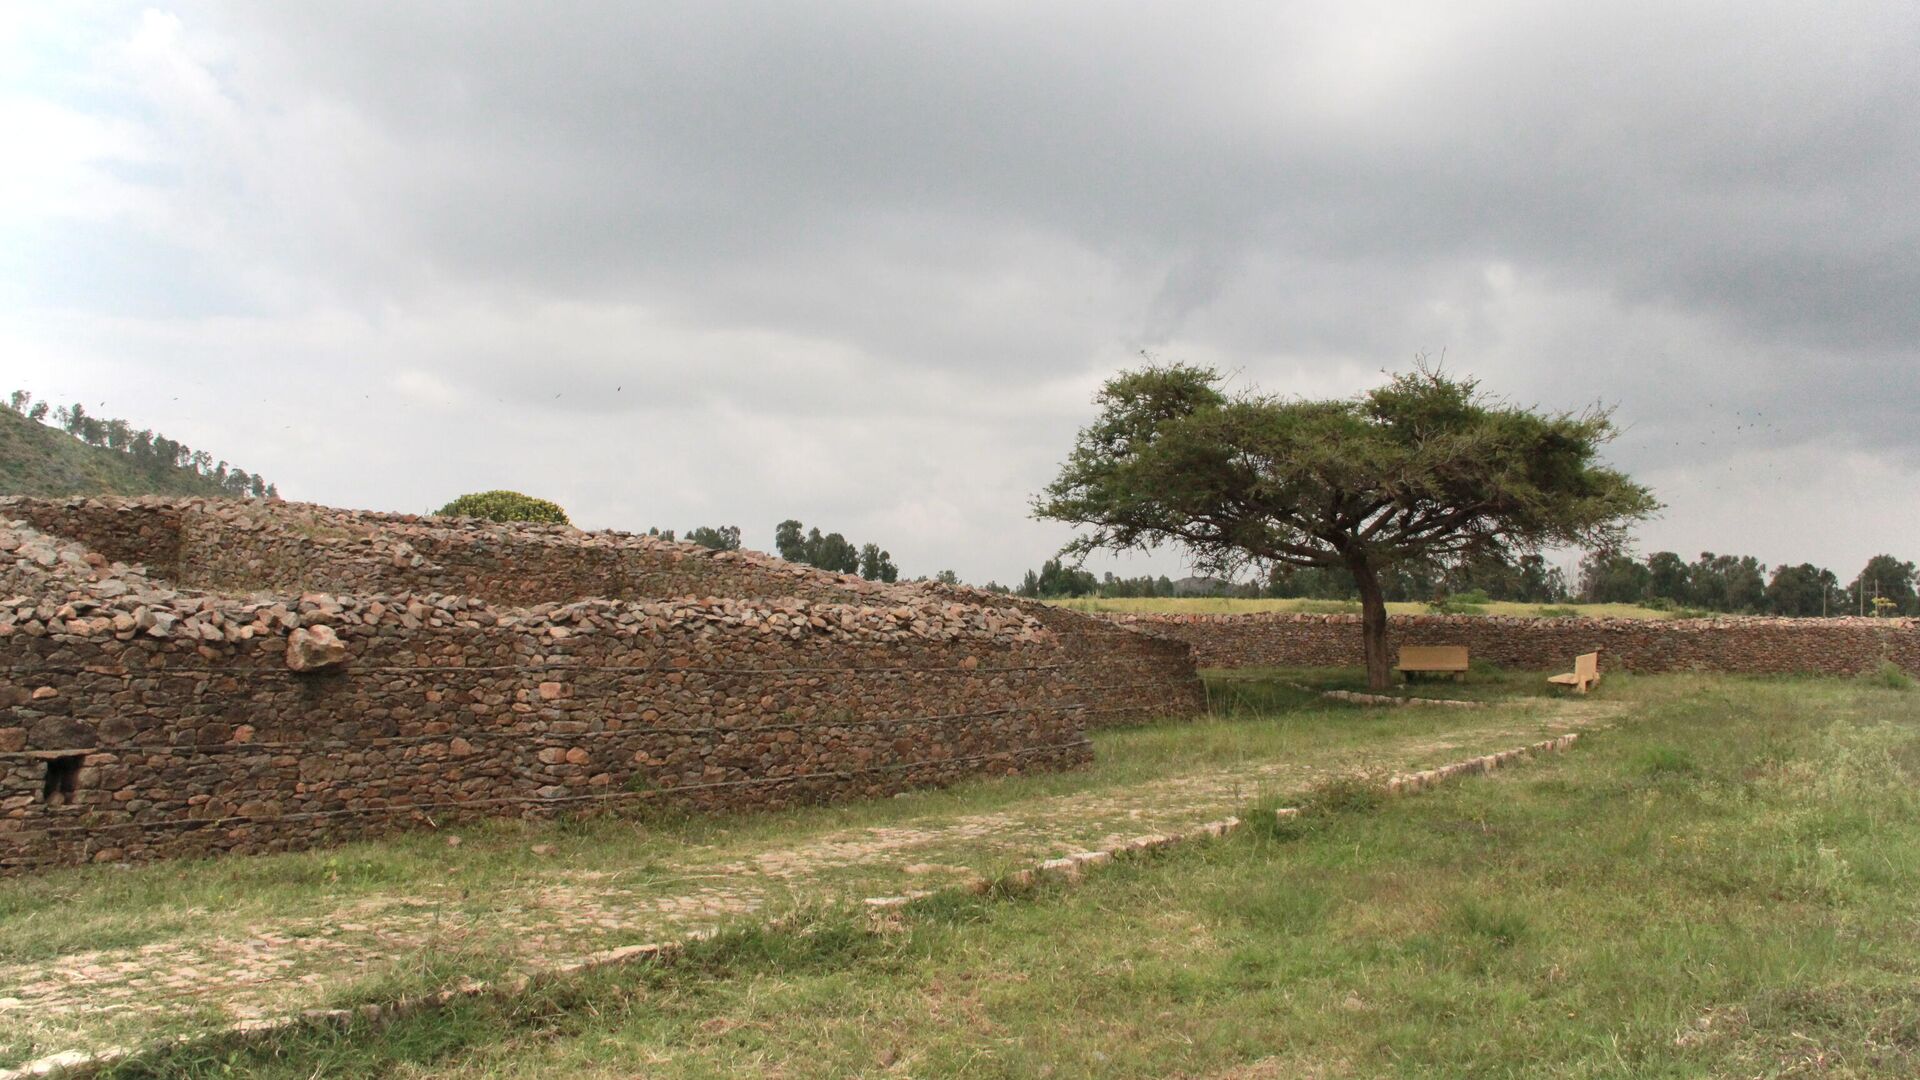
[1036,361,1659,688]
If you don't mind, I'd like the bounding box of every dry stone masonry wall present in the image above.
[1106,611,1920,676]
[0,497,1201,871]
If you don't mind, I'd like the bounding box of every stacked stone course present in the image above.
[0,497,1202,871]
[1105,611,1920,676]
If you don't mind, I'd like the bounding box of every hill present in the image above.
[0,405,233,498]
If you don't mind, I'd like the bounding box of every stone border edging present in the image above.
[0,729,1585,1080]
[1256,677,1489,709]
[1314,688,1486,708]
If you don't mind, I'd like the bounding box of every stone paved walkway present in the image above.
[0,698,1619,1063]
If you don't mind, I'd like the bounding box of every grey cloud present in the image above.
[6,1,1920,582]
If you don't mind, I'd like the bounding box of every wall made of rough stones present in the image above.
[0,497,1205,731]
[1103,611,1920,676]
[1013,602,1205,725]
[0,500,186,579]
[0,497,1204,870]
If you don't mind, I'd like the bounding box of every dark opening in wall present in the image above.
[41,755,82,805]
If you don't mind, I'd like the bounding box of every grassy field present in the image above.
[83,673,1920,1078]
[2,681,1605,1065]
[1049,596,1679,619]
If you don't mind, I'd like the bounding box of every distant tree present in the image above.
[6,390,28,413]
[811,531,861,575]
[686,525,742,551]
[1848,555,1918,616]
[646,527,678,542]
[1645,551,1690,605]
[1579,552,1653,604]
[1688,552,1766,613]
[26,401,47,422]
[1765,563,1841,617]
[933,569,959,586]
[1017,569,1042,597]
[1021,557,1097,598]
[435,490,571,525]
[858,543,899,582]
[777,519,895,577]
[774,520,807,561]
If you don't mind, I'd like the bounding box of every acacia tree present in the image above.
[1036,363,1657,688]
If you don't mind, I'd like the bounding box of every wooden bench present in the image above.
[1396,645,1469,682]
[1548,651,1601,694]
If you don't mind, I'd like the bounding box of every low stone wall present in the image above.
[0,496,1206,733]
[1103,611,1920,676]
[0,527,1090,869]
[0,499,1207,871]
[1016,602,1206,725]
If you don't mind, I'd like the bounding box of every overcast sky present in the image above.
[5,2,1917,586]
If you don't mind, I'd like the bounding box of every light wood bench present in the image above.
[1396,645,1469,682]
[1548,651,1601,694]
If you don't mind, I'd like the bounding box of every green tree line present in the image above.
[642,525,744,552]
[1009,551,1569,603]
[1579,550,1917,617]
[7,390,279,499]
[1003,546,1916,617]
[773,519,898,582]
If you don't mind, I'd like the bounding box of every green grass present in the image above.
[0,684,1527,970]
[2,679,1602,1065]
[83,674,1920,1077]
[1049,596,1680,620]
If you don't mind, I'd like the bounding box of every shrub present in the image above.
[1535,605,1581,618]
[1859,660,1914,691]
[1635,746,1698,777]
[435,490,570,525]
[1301,775,1385,816]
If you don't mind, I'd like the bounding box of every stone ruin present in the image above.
[0,496,1204,871]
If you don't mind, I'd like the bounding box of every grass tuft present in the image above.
[1859,659,1915,691]
[1634,745,1699,777]
[1299,775,1387,816]
[1448,898,1532,948]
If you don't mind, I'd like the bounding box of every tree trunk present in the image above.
[1348,555,1393,690]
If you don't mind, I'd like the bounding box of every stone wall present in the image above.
[0,496,1205,730]
[1104,611,1920,676]
[0,498,1204,870]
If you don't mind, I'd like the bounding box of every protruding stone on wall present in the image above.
[285,625,348,671]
